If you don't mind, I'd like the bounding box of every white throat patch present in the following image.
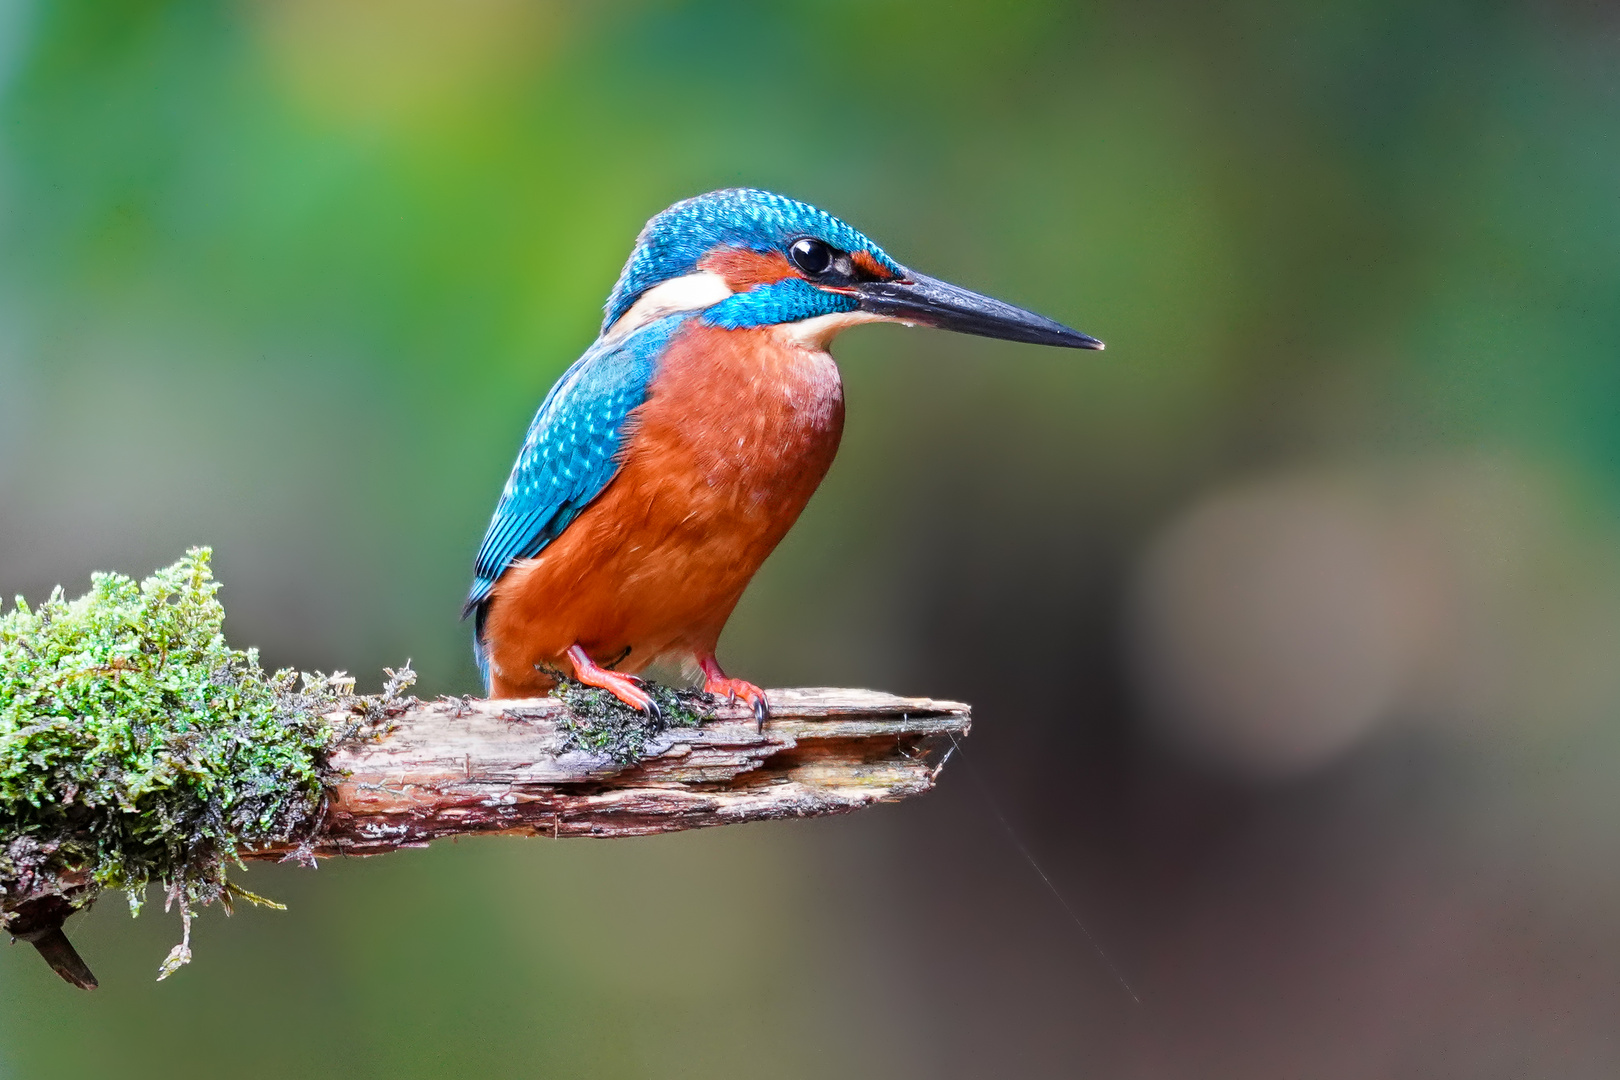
[775,310,892,350]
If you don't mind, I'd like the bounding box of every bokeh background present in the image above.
[3,0,1619,1075]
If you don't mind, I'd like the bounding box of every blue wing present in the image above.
[464,314,688,627]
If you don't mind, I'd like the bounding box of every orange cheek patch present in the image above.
[698,247,800,290]
[851,250,898,280]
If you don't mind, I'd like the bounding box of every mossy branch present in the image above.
[256,686,966,861]
[2,551,968,990]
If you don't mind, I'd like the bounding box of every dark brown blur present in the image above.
[3,2,1619,1076]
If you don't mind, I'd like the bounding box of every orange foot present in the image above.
[700,656,770,730]
[567,644,659,717]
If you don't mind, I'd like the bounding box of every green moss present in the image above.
[0,548,406,974]
[553,677,709,765]
[1,546,725,981]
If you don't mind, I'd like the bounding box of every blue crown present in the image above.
[601,189,903,331]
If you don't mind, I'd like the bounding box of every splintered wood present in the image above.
[250,688,970,859]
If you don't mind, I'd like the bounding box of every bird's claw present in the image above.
[599,677,659,716]
[567,644,660,717]
[700,669,769,731]
[617,672,661,718]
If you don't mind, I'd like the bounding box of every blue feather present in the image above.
[703,277,859,330]
[464,313,687,620]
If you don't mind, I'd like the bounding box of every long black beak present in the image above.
[855,269,1103,350]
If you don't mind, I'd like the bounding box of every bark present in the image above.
[7,688,968,988]
[253,687,970,859]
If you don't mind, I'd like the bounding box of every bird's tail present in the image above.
[471,601,492,693]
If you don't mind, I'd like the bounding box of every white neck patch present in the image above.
[603,271,733,341]
[774,310,893,351]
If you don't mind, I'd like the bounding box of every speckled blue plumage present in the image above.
[602,188,901,330]
[466,313,684,620]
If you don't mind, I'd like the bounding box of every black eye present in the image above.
[788,238,834,276]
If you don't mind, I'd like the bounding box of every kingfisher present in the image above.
[466,188,1101,719]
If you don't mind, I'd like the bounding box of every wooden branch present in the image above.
[251,688,970,860]
[8,689,966,987]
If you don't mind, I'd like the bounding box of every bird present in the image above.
[465,188,1101,720]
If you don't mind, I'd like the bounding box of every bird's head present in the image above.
[601,188,1102,350]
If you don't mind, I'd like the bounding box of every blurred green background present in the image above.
[4,0,1620,1076]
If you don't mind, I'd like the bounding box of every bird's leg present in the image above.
[699,655,770,729]
[566,644,659,717]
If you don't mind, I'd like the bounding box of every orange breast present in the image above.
[482,321,844,697]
